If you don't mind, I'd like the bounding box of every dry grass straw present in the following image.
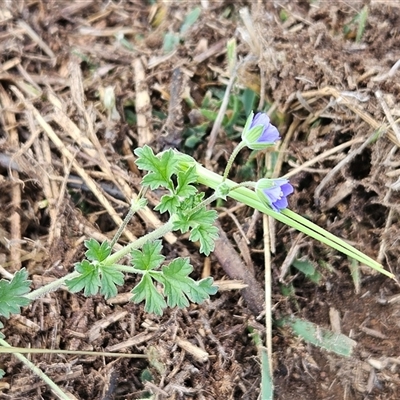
[8,72,176,248]
[2,8,181,273]
[0,86,21,271]
[289,86,400,147]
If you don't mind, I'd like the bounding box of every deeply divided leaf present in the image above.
[175,166,198,198]
[134,145,160,173]
[154,166,199,215]
[156,258,218,308]
[100,265,124,299]
[173,212,191,233]
[67,260,101,297]
[85,238,111,262]
[190,277,219,302]
[174,207,219,255]
[131,240,165,271]
[155,258,193,308]
[190,208,218,226]
[0,268,31,318]
[155,194,179,214]
[131,274,167,315]
[173,201,216,235]
[130,257,218,315]
[67,261,124,299]
[135,146,178,190]
[190,224,219,256]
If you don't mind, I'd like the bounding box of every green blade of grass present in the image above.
[190,162,394,279]
[356,6,368,42]
[277,316,357,357]
[249,328,273,400]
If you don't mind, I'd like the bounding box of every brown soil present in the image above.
[1,1,400,399]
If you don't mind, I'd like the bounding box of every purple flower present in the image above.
[256,178,294,212]
[242,112,281,150]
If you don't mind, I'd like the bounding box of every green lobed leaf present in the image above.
[188,276,218,302]
[154,166,198,215]
[173,198,215,231]
[190,224,219,256]
[131,240,165,271]
[154,194,180,214]
[190,207,218,226]
[134,146,157,171]
[172,211,192,233]
[85,238,111,262]
[131,274,166,315]
[0,268,31,318]
[99,265,125,299]
[187,208,219,255]
[176,192,205,214]
[67,259,124,300]
[134,146,178,190]
[155,258,193,308]
[172,205,219,255]
[156,258,218,308]
[66,260,101,297]
[175,166,198,198]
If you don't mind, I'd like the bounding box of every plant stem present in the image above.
[28,219,175,300]
[222,141,246,181]
[112,264,163,275]
[189,161,394,279]
[104,218,175,266]
[0,338,71,400]
[26,271,80,300]
[0,345,147,358]
[110,198,147,248]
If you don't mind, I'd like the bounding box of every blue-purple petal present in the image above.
[281,183,294,196]
[257,124,280,143]
[272,197,288,211]
[250,112,270,128]
[258,179,294,212]
[262,186,282,203]
[242,112,281,149]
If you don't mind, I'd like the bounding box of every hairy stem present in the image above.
[110,198,147,248]
[26,271,80,300]
[104,218,174,266]
[222,141,246,181]
[28,219,175,300]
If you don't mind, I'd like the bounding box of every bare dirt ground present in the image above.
[1,1,400,399]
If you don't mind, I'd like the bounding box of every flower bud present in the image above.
[256,178,293,212]
[241,111,281,150]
